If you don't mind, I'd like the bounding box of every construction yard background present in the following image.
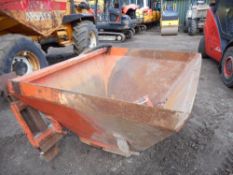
[0,30,233,175]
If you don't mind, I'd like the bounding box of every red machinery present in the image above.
[199,0,233,87]
[6,46,201,160]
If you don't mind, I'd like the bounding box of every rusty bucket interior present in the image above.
[9,47,201,157]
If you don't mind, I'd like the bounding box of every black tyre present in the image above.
[198,37,208,58]
[183,20,188,33]
[135,26,141,34]
[125,30,134,39]
[0,34,48,76]
[220,47,233,88]
[73,21,98,55]
[188,19,197,36]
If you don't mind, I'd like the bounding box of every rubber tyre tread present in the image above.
[73,21,98,55]
[0,34,48,75]
[188,19,197,36]
[220,47,233,88]
[198,37,208,58]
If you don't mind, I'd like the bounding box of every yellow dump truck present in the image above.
[0,0,98,76]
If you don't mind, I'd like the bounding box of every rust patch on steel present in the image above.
[8,47,202,157]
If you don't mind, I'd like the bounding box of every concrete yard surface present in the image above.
[0,30,233,175]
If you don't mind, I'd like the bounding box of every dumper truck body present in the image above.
[7,46,201,159]
[0,0,98,78]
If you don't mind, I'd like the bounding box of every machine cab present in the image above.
[204,0,233,61]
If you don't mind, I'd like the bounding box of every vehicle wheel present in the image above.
[0,34,48,76]
[221,47,233,88]
[125,30,134,39]
[183,20,188,33]
[141,25,147,31]
[188,19,197,36]
[198,37,208,58]
[135,26,141,33]
[73,21,98,55]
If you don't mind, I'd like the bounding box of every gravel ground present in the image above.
[0,30,233,175]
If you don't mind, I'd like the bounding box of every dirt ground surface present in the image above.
[0,30,233,175]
